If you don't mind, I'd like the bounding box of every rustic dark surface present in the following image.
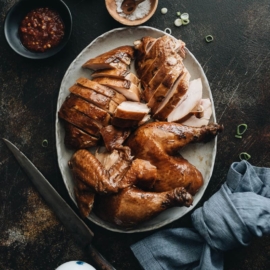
[1,0,270,269]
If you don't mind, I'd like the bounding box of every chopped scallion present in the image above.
[180,13,189,20]
[205,35,214,42]
[42,139,48,147]
[161,8,168,14]
[235,134,242,139]
[174,18,183,27]
[239,152,251,161]
[182,19,190,25]
[177,11,181,16]
[164,28,172,35]
[237,123,248,135]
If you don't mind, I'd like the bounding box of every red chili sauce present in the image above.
[20,7,65,52]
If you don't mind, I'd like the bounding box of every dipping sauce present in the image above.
[20,7,65,52]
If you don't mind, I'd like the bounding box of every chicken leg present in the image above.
[94,186,193,227]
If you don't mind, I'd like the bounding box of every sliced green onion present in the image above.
[161,8,168,14]
[180,13,189,20]
[176,11,181,16]
[237,123,248,135]
[164,28,172,35]
[174,18,183,26]
[205,35,214,42]
[235,134,242,139]
[181,19,190,25]
[239,152,251,161]
[42,139,48,147]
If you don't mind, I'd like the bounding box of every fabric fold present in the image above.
[131,160,270,270]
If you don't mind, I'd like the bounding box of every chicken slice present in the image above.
[64,122,99,149]
[143,57,184,102]
[76,77,126,105]
[62,94,111,126]
[113,101,150,120]
[82,45,134,70]
[179,99,213,127]
[92,77,141,102]
[134,36,157,62]
[58,107,102,137]
[167,78,203,122]
[91,70,140,86]
[126,122,223,195]
[146,64,185,107]
[69,84,118,114]
[94,186,193,227]
[153,68,191,120]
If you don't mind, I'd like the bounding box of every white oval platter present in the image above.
[55,26,217,233]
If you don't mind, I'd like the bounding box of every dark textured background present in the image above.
[1,0,270,269]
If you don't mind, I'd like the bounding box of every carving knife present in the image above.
[2,138,116,270]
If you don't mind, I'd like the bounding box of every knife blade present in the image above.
[3,138,116,270]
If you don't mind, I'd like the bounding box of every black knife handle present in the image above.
[86,244,116,270]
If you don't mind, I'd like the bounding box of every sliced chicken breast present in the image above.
[62,94,111,126]
[92,77,141,102]
[167,78,203,122]
[82,45,134,70]
[153,69,191,120]
[69,84,118,114]
[114,101,150,121]
[83,57,128,71]
[179,98,213,127]
[91,70,140,86]
[145,62,184,104]
[58,107,102,137]
[76,77,126,105]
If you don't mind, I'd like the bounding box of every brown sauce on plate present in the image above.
[20,7,65,52]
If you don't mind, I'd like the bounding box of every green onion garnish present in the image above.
[205,35,214,42]
[174,18,183,27]
[42,139,48,147]
[180,13,189,20]
[161,8,168,14]
[239,152,251,161]
[236,123,248,135]
[182,19,190,25]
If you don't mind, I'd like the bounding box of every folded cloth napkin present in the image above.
[131,160,270,270]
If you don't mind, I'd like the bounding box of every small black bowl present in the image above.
[4,0,72,59]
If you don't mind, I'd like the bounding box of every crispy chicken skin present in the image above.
[126,122,223,195]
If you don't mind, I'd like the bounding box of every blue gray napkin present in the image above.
[131,160,270,270]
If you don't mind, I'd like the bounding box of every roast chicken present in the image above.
[58,37,224,227]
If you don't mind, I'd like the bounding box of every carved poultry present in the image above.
[58,36,224,227]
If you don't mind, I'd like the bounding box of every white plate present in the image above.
[55,26,217,233]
